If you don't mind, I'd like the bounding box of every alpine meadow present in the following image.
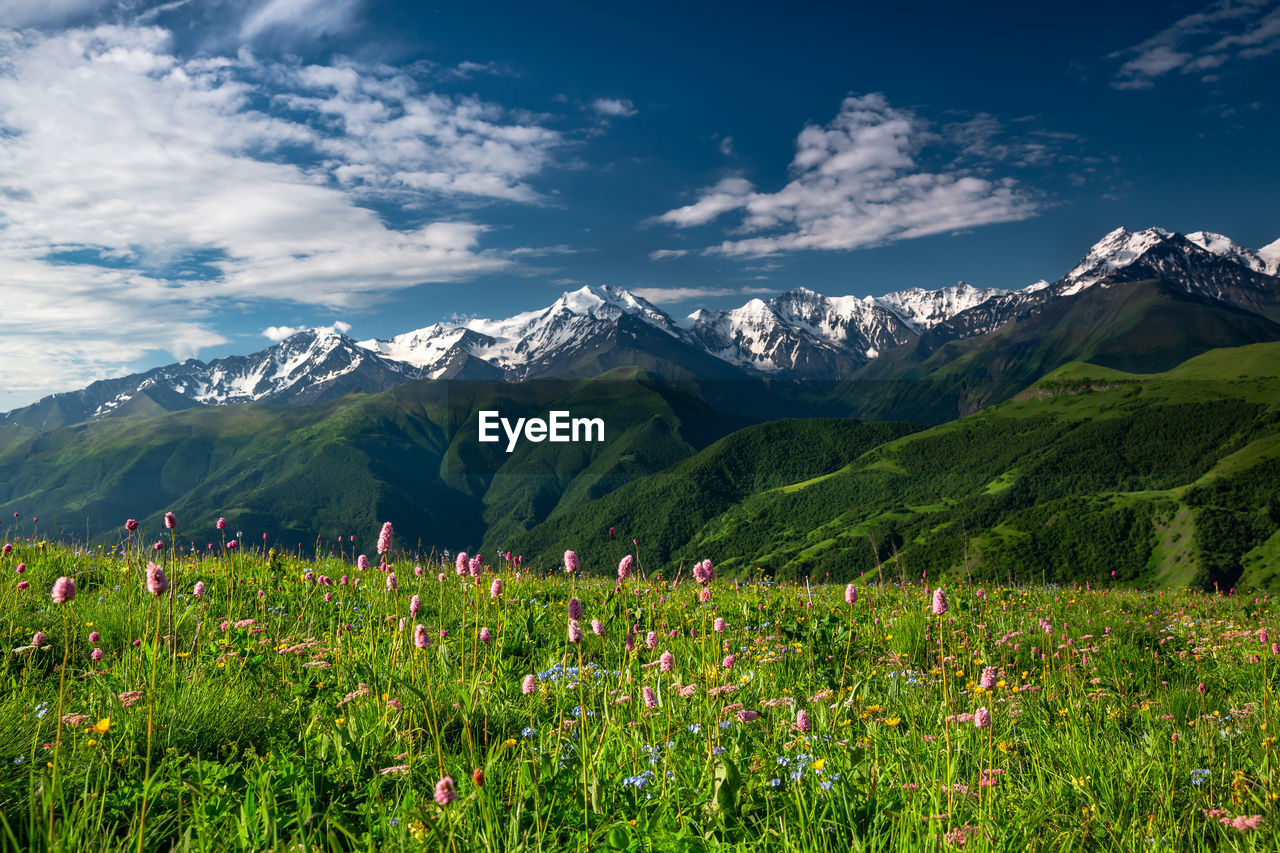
[2,1,1280,851]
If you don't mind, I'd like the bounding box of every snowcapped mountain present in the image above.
[5,226,1278,428]
[0,330,422,430]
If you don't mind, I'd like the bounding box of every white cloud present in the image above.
[1110,0,1280,89]
[239,0,361,42]
[629,286,775,303]
[655,94,1038,257]
[591,97,636,118]
[0,24,562,406]
[649,249,690,261]
[0,0,114,27]
[263,320,350,341]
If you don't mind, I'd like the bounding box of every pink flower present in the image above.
[377,521,393,555]
[216,517,226,530]
[1222,815,1264,830]
[385,573,397,591]
[974,707,991,729]
[414,624,430,649]
[357,554,370,571]
[591,619,604,637]
[645,631,657,650]
[438,572,446,582]
[409,595,421,618]
[714,617,726,633]
[50,576,76,604]
[455,552,469,575]
[14,562,23,574]
[125,519,139,532]
[643,686,657,709]
[153,541,163,551]
[469,555,483,577]
[722,654,736,669]
[845,583,857,605]
[91,648,104,662]
[736,709,758,723]
[1,543,10,554]
[617,555,633,579]
[522,674,537,695]
[692,559,715,585]
[625,631,636,652]
[563,550,579,574]
[568,596,583,621]
[660,650,674,672]
[931,588,948,615]
[568,619,583,644]
[227,539,237,550]
[145,563,168,596]
[479,627,492,644]
[434,776,456,806]
[980,666,997,690]
[88,631,100,643]
[17,581,28,590]
[32,631,45,645]
[164,512,176,530]
[796,710,811,733]
[490,578,502,598]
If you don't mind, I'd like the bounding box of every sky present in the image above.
[0,0,1277,409]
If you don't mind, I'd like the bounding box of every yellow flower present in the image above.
[996,679,1007,688]
[94,718,111,734]
[884,717,901,727]
[504,738,517,747]
[85,622,94,628]
[335,718,345,727]
[217,661,226,669]
[87,739,97,747]
[811,758,826,772]
[997,740,1014,753]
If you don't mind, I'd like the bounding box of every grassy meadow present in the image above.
[1,522,1279,851]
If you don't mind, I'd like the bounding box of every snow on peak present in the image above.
[1058,226,1174,295]
[1258,237,1280,277]
[1187,230,1273,274]
[875,281,1009,332]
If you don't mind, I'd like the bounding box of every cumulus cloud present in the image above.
[591,97,637,118]
[0,24,562,406]
[648,249,690,261]
[1110,0,1280,89]
[654,94,1039,257]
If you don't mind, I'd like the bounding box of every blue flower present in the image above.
[687,723,702,734]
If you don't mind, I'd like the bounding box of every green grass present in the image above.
[3,535,1280,851]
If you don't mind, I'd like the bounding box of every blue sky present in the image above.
[0,0,1277,408]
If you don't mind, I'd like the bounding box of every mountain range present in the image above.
[5,226,1279,430]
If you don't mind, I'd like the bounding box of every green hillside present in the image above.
[509,341,1280,591]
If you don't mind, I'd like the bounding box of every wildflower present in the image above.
[469,555,483,577]
[589,619,603,637]
[568,619,584,644]
[193,581,205,598]
[380,765,409,776]
[980,666,997,690]
[434,776,456,806]
[625,631,636,652]
[88,631,100,643]
[385,573,397,591]
[472,767,484,787]
[377,522,392,555]
[714,617,726,633]
[699,587,711,602]
[974,707,991,729]
[455,552,469,575]
[931,588,948,615]
[568,596,583,621]
[94,718,110,734]
[723,654,736,669]
[737,709,759,723]
[646,631,658,650]
[693,559,716,585]
[16,562,25,574]
[216,517,226,530]
[414,624,430,649]
[522,674,537,695]
[226,539,237,550]
[145,563,168,596]
[50,576,76,604]
[479,627,492,644]
[489,578,502,598]
[410,594,421,618]
[643,686,657,710]
[1198,683,1208,695]
[845,583,857,604]
[91,648,104,661]
[785,708,808,733]
[17,581,28,590]
[660,650,674,672]
[564,550,579,574]
[164,512,176,530]
[357,554,370,571]
[1221,815,1264,830]
[618,554,633,579]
